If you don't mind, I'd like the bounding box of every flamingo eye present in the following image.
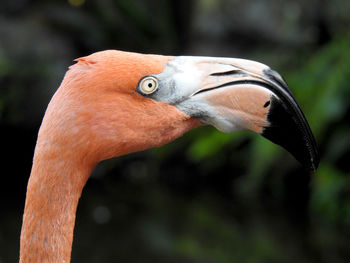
[139,76,159,94]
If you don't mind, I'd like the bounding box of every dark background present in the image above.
[1,0,350,262]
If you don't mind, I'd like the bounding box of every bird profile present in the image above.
[19,50,319,262]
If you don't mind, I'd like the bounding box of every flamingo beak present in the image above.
[137,56,319,171]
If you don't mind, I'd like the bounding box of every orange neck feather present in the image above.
[20,145,93,262]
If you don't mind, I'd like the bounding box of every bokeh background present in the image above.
[1,0,350,262]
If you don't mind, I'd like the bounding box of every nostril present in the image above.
[209,69,245,76]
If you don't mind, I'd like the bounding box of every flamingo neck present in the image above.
[20,142,93,263]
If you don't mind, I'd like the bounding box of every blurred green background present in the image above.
[1,0,350,262]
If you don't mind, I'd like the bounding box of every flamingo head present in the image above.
[43,50,319,171]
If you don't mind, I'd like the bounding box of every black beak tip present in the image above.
[310,155,320,173]
[261,96,320,172]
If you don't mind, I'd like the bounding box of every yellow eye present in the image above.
[139,76,159,94]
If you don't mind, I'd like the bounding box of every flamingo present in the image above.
[19,50,319,262]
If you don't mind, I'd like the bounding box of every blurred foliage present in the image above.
[287,33,350,226]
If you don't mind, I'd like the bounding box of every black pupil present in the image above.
[148,83,153,88]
